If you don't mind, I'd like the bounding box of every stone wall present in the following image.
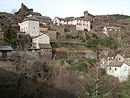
[46,30,57,41]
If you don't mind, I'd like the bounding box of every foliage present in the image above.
[3,25,17,47]
[66,34,77,39]
[80,33,118,50]
[99,37,118,49]
[88,59,98,65]
[60,59,65,65]
[118,78,130,98]
[110,14,130,19]
[23,60,52,81]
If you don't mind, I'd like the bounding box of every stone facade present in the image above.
[46,30,57,41]
[53,11,91,31]
[0,46,13,60]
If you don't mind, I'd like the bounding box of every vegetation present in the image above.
[110,14,130,19]
[80,33,118,50]
[3,25,17,47]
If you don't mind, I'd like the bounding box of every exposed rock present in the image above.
[14,3,42,22]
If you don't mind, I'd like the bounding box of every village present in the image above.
[0,3,130,98]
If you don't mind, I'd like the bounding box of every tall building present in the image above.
[19,17,40,37]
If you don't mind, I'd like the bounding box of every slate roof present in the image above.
[56,17,74,21]
[39,44,52,49]
[106,26,121,30]
[0,46,13,51]
[23,16,39,22]
[75,17,90,21]
[109,61,124,67]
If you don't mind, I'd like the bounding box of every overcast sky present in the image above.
[0,0,130,18]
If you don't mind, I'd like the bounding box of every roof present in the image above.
[39,44,52,49]
[55,17,74,21]
[32,33,47,38]
[23,16,39,22]
[105,26,121,30]
[0,46,13,51]
[109,61,124,67]
[36,16,51,20]
[75,17,90,21]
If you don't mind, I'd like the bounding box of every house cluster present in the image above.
[18,15,52,59]
[100,54,130,82]
[53,11,91,31]
[102,26,122,37]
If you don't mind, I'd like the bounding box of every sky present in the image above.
[0,0,130,19]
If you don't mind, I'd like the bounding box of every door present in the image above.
[2,51,7,59]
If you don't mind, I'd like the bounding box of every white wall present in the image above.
[19,20,40,37]
[107,63,130,82]
[53,18,91,31]
[32,34,50,49]
[53,18,61,26]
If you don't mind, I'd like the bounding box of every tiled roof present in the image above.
[109,61,124,67]
[39,44,52,49]
[56,17,74,21]
[75,17,90,21]
[23,16,39,22]
[0,46,13,51]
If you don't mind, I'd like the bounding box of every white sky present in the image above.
[0,0,130,18]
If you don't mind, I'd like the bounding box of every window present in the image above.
[110,67,111,70]
[115,68,117,71]
[124,67,127,71]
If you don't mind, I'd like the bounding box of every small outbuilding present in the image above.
[0,46,13,60]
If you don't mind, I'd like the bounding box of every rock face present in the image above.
[14,3,41,22]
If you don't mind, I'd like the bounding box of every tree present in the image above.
[3,25,17,47]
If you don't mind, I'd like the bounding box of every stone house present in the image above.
[32,34,50,49]
[107,62,130,82]
[102,26,124,46]
[73,17,90,31]
[19,16,40,37]
[53,17,91,31]
[53,11,91,31]
[27,14,52,32]
[0,46,13,60]
[40,24,49,32]
[31,34,52,59]
[53,17,74,26]
[115,54,124,62]
[101,54,130,82]
[27,14,52,26]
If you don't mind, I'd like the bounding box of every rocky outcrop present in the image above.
[14,3,41,22]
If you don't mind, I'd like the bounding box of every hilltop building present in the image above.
[53,11,91,31]
[102,26,122,37]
